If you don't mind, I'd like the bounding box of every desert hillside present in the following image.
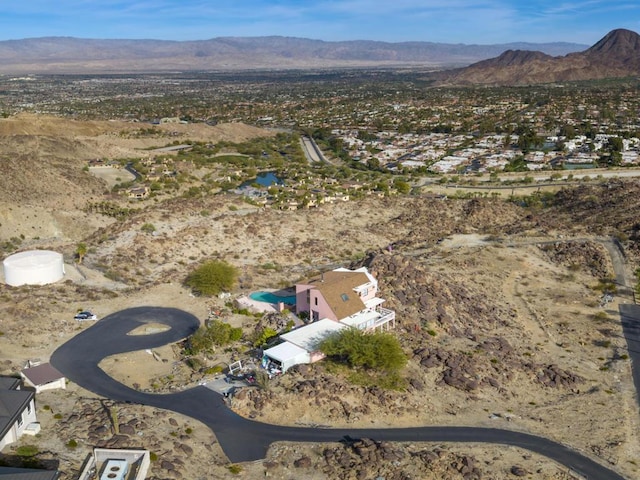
[1,116,639,479]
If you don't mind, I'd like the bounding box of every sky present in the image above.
[0,0,638,46]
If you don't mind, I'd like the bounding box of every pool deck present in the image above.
[236,288,297,313]
[236,295,279,313]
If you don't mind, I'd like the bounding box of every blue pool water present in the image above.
[250,291,296,304]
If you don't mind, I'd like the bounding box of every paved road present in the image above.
[414,167,640,188]
[300,135,329,164]
[51,306,626,478]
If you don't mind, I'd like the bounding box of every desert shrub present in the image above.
[185,260,237,296]
[141,223,156,234]
[254,370,271,391]
[185,320,243,355]
[203,365,224,375]
[252,327,278,347]
[320,328,407,372]
[16,445,39,457]
[66,439,78,449]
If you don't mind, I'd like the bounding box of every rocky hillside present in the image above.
[436,28,640,85]
[0,114,273,241]
[2,117,640,479]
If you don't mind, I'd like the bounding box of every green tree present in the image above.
[608,136,623,152]
[76,242,87,264]
[320,328,406,372]
[185,260,237,296]
[559,124,576,139]
[394,179,411,194]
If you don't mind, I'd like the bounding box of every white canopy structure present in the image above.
[262,342,310,373]
[3,250,65,286]
[263,319,347,372]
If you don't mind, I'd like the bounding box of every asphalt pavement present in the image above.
[50,306,627,478]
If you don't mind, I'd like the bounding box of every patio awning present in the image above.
[264,341,308,363]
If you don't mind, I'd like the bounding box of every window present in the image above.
[26,401,32,415]
[314,297,318,306]
[17,413,24,427]
[361,288,368,297]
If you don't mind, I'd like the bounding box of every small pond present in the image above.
[241,171,284,187]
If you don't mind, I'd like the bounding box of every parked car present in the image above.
[74,311,97,321]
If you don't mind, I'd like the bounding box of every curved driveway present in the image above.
[51,307,626,479]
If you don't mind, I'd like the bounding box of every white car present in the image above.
[74,311,97,321]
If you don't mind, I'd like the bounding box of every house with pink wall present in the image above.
[295,267,395,331]
[263,267,396,373]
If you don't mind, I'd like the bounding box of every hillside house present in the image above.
[295,267,395,331]
[0,376,38,451]
[262,267,396,373]
[127,186,150,199]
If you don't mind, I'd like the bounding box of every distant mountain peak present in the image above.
[587,28,640,57]
[482,49,553,67]
[437,28,640,86]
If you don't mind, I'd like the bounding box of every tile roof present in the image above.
[308,270,368,321]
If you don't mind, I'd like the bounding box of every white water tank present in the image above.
[3,250,65,286]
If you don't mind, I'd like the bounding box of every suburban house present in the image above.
[262,267,395,373]
[0,376,38,451]
[20,363,66,394]
[127,186,150,199]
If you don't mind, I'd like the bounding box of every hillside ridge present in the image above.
[436,28,640,85]
[0,35,587,73]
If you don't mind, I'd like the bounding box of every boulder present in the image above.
[294,456,312,468]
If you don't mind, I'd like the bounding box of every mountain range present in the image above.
[0,36,587,74]
[437,28,640,86]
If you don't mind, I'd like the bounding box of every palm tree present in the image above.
[76,242,87,264]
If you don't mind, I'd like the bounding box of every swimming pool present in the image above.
[250,291,296,304]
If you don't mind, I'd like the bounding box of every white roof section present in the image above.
[281,318,346,352]
[364,297,385,309]
[340,309,381,328]
[263,341,308,363]
[334,266,377,285]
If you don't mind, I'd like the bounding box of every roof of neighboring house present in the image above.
[0,377,20,390]
[0,467,60,479]
[20,363,65,387]
[307,270,369,320]
[0,376,34,444]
